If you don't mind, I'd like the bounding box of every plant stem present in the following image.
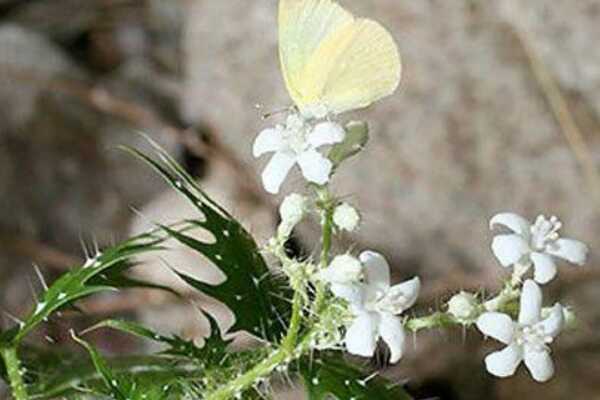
[205,324,320,400]
[406,312,461,333]
[205,348,288,400]
[1,346,28,400]
[314,187,334,314]
[282,290,303,352]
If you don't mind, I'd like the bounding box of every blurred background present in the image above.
[1,0,600,398]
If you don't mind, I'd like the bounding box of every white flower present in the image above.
[490,212,588,284]
[253,114,345,194]
[476,280,564,382]
[447,291,479,322]
[277,193,308,237]
[333,203,360,232]
[318,254,363,286]
[324,251,420,363]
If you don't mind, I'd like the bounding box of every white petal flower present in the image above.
[296,149,332,185]
[261,152,296,194]
[333,203,360,232]
[546,238,588,265]
[491,234,529,267]
[477,280,564,382]
[345,311,379,358]
[253,113,345,194]
[319,254,363,285]
[476,312,515,344]
[484,344,523,378]
[253,127,284,157]
[378,312,406,363]
[518,279,542,325]
[490,212,531,237]
[328,251,419,364]
[490,212,589,284]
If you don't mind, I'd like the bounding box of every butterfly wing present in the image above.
[279,0,401,116]
[278,0,353,108]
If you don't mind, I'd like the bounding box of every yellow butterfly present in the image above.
[278,0,402,119]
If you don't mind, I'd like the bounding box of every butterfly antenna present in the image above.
[260,106,291,120]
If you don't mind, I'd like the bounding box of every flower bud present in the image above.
[318,254,363,284]
[278,193,308,237]
[447,291,479,321]
[333,203,360,232]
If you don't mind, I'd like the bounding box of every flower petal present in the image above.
[538,303,564,339]
[296,149,332,185]
[484,344,523,378]
[490,212,531,237]
[531,252,557,284]
[524,349,554,382]
[261,152,296,194]
[344,311,379,358]
[491,234,530,267]
[378,313,406,364]
[253,127,283,157]
[546,238,588,265]
[476,312,515,344]
[330,283,365,305]
[519,280,542,325]
[359,251,391,293]
[380,277,421,314]
[307,122,345,148]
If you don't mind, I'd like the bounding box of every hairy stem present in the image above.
[282,290,303,352]
[1,346,28,400]
[205,348,287,400]
[205,324,320,400]
[314,187,335,314]
[406,312,461,333]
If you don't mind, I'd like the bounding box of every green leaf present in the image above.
[12,232,167,344]
[71,334,191,400]
[299,353,413,400]
[124,141,290,342]
[3,345,195,399]
[85,312,232,365]
[329,121,369,167]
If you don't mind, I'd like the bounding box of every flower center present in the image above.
[514,324,553,352]
[530,215,562,251]
[282,114,311,154]
[374,291,407,314]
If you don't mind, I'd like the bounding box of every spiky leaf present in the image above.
[300,353,413,400]
[11,232,167,344]
[86,312,232,365]
[124,142,290,342]
[72,334,191,400]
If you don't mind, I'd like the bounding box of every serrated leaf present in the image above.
[12,232,167,344]
[86,312,232,365]
[299,353,413,400]
[11,347,193,400]
[124,141,290,342]
[71,334,190,400]
[329,121,369,167]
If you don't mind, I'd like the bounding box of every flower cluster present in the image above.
[254,105,590,385]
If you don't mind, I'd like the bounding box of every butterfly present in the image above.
[254,0,402,194]
[278,0,402,119]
